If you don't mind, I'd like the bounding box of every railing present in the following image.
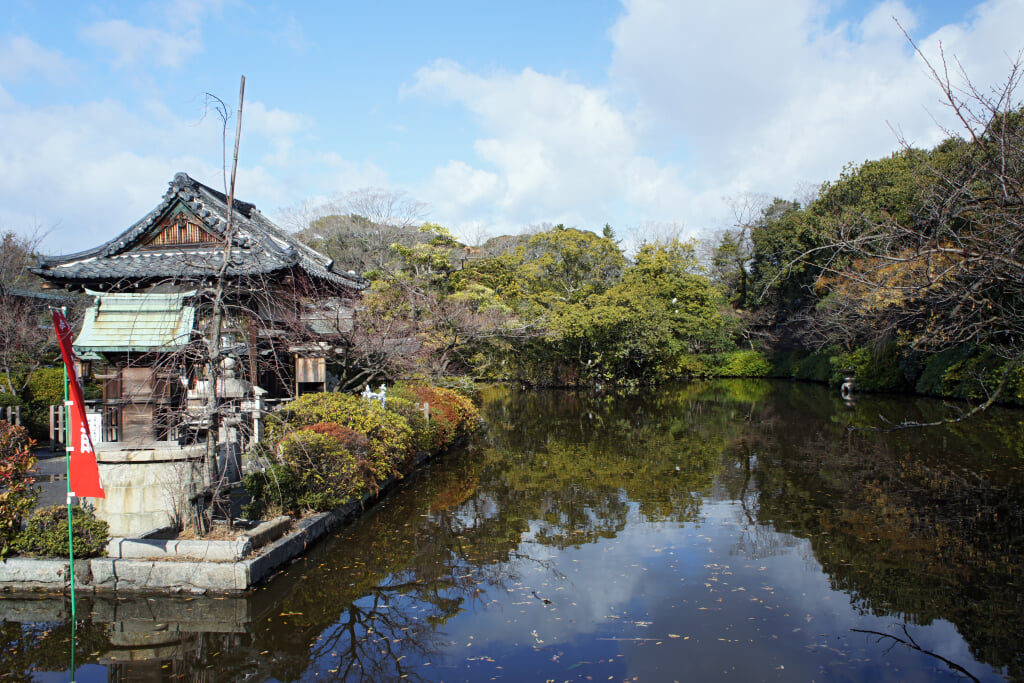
[49,404,65,449]
[49,398,275,449]
[1,405,22,427]
[54,401,122,445]
[99,402,121,442]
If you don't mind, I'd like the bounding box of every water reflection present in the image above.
[3,380,1022,681]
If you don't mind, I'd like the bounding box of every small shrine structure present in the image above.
[32,172,367,535]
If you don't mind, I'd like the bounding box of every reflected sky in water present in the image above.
[6,380,1021,682]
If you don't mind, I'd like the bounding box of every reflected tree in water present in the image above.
[707,381,1024,679]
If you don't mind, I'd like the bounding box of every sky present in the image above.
[2,0,1022,255]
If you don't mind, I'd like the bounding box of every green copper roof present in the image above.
[74,290,196,353]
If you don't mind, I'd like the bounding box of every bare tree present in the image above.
[289,188,428,276]
[803,35,1024,419]
[0,229,63,396]
[702,193,772,308]
[629,219,687,255]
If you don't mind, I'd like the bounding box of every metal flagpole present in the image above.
[59,307,77,621]
[59,306,78,682]
[64,358,76,619]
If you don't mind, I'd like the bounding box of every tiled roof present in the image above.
[74,290,195,353]
[33,173,367,291]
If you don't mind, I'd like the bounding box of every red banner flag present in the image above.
[51,310,105,499]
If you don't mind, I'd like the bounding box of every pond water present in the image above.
[5,380,1024,682]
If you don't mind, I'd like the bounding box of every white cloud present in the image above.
[163,0,227,29]
[406,0,1024,241]
[609,0,1024,199]
[0,36,75,84]
[80,19,202,69]
[5,0,1021,258]
[410,59,685,236]
[0,97,222,252]
[242,101,311,166]
[272,16,310,53]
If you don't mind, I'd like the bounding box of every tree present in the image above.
[519,225,625,306]
[805,43,1024,416]
[746,198,819,311]
[0,230,65,397]
[705,193,769,308]
[354,224,521,379]
[529,239,729,385]
[289,188,427,276]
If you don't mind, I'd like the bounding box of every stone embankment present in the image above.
[0,448,436,593]
[0,483,385,594]
[3,434,454,594]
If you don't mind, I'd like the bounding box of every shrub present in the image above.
[242,463,302,519]
[269,392,413,478]
[714,350,772,378]
[279,430,368,511]
[0,421,37,558]
[791,349,835,383]
[23,367,66,438]
[13,505,108,558]
[390,383,479,452]
[929,349,1024,404]
[915,346,971,397]
[676,354,714,378]
[831,343,910,392]
[383,395,434,454]
[23,367,65,407]
[432,375,480,401]
[305,422,371,458]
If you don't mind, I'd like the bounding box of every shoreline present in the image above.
[0,448,438,595]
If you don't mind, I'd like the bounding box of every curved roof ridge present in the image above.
[33,172,368,291]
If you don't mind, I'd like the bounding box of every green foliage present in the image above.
[831,343,910,392]
[747,198,821,309]
[914,346,973,398]
[677,354,715,378]
[384,395,434,453]
[915,348,1024,405]
[256,384,480,518]
[390,382,480,452]
[242,463,302,519]
[773,349,836,383]
[520,225,625,305]
[21,367,65,439]
[514,239,733,386]
[23,367,64,407]
[279,430,368,511]
[714,350,772,377]
[0,391,20,407]
[0,422,37,558]
[815,150,929,234]
[13,505,108,558]
[708,228,754,308]
[270,392,413,478]
[431,375,480,401]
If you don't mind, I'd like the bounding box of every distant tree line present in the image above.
[287,55,1022,408]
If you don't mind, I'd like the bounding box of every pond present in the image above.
[4,380,1023,682]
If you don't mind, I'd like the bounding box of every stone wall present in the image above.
[92,444,207,537]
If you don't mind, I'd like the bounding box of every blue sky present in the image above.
[1,0,1021,254]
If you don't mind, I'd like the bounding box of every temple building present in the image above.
[32,172,367,535]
